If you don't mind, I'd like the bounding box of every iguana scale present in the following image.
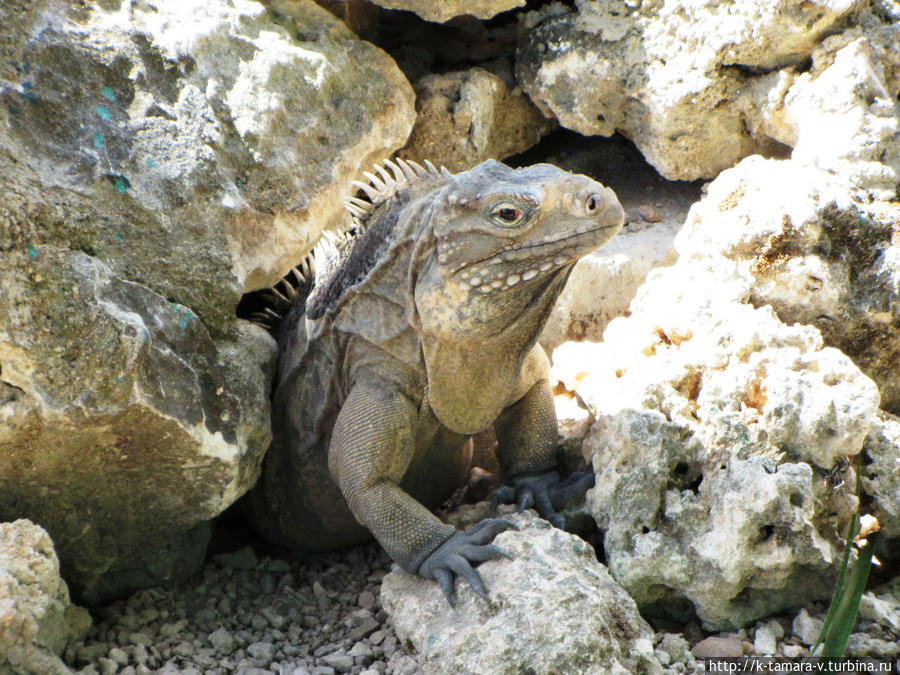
[244,158,624,603]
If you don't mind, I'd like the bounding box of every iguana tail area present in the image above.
[242,158,624,605]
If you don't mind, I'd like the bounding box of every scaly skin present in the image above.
[244,159,624,604]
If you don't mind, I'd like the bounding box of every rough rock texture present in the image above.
[0,248,276,603]
[381,508,661,674]
[551,161,882,630]
[367,0,525,23]
[0,519,91,675]
[862,412,900,540]
[738,18,900,198]
[0,0,413,602]
[516,0,899,186]
[1,0,414,317]
[401,67,554,172]
[677,157,900,414]
[540,219,679,352]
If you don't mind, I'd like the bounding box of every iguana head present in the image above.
[411,159,624,433]
[414,160,624,338]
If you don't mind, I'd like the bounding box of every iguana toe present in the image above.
[492,469,595,528]
[418,518,517,606]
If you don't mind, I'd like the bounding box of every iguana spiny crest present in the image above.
[251,157,623,348]
[244,157,624,607]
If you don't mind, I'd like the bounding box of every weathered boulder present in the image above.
[516,0,899,187]
[366,0,525,23]
[0,248,276,603]
[862,413,900,540]
[738,19,900,198]
[382,508,661,674]
[540,219,680,352]
[0,0,413,602]
[677,156,900,414]
[401,67,554,172]
[0,519,91,675]
[551,159,882,630]
[1,0,414,325]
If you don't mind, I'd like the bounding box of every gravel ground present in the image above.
[61,522,899,675]
[64,540,417,675]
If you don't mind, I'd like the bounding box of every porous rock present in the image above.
[401,67,554,172]
[861,412,900,540]
[677,156,900,415]
[515,0,900,185]
[0,0,414,322]
[0,519,91,675]
[381,509,660,674]
[738,19,900,198]
[551,161,881,630]
[366,0,525,23]
[0,249,276,603]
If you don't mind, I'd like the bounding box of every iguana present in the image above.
[244,158,624,604]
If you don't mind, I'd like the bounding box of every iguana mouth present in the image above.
[457,222,621,275]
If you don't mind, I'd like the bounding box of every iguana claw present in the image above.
[417,518,518,607]
[491,469,595,528]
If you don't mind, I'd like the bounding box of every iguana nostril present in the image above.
[585,194,601,213]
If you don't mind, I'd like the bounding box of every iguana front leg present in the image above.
[328,375,513,604]
[492,347,595,525]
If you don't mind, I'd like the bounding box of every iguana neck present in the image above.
[414,258,572,434]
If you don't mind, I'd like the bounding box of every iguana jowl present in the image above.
[245,158,624,604]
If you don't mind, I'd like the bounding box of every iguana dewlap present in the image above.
[244,158,624,604]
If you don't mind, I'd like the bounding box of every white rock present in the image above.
[0,520,91,675]
[516,0,899,190]
[753,623,777,656]
[792,608,824,646]
[381,510,661,674]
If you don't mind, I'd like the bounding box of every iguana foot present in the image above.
[491,469,595,528]
[417,518,518,607]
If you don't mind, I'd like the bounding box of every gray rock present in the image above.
[656,633,690,664]
[691,636,744,659]
[0,0,413,603]
[846,633,900,658]
[753,624,777,656]
[861,414,900,539]
[792,609,824,646]
[0,249,275,603]
[322,651,354,673]
[382,510,660,674]
[0,519,91,675]
[247,641,276,662]
[515,0,897,187]
[208,627,236,656]
[553,157,882,631]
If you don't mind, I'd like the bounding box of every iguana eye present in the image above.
[491,202,523,226]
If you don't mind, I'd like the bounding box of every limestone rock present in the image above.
[0,519,91,675]
[381,509,660,674]
[0,0,414,330]
[366,0,525,23]
[401,68,554,172]
[0,249,276,603]
[677,156,900,414]
[515,0,894,183]
[551,164,881,628]
[540,220,679,353]
[739,21,900,198]
[861,412,900,540]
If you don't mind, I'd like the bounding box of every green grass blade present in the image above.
[819,532,879,657]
